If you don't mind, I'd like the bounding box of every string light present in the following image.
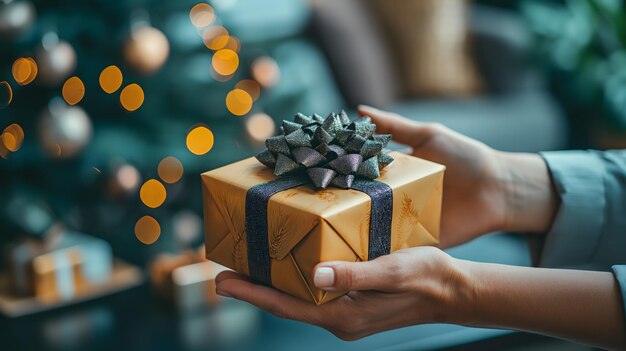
[62,76,85,105]
[0,81,12,108]
[226,89,253,116]
[99,65,123,94]
[189,3,215,28]
[186,125,214,155]
[1,124,24,152]
[158,156,184,184]
[212,49,239,76]
[251,56,280,88]
[12,57,38,85]
[120,83,145,111]
[235,79,260,101]
[245,113,276,143]
[140,179,167,208]
[135,215,161,245]
[202,26,229,50]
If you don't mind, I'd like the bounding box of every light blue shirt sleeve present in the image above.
[540,150,626,323]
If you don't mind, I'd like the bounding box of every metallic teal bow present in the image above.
[255,111,394,189]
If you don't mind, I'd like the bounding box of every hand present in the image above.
[359,105,558,247]
[359,105,507,247]
[215,247,470,341]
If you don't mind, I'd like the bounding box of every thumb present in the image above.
[312,259,394,292]
[358,105,435,148]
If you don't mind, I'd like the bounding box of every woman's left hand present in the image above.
[214,247,471,340]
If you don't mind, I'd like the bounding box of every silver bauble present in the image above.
[35,38,77,86]
[38,98,93,158]
[0,0,36,39]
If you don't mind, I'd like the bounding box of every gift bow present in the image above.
[255,111,394,189]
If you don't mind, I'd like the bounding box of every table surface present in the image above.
[0,233,535,351]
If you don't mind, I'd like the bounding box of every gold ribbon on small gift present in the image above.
[247,111,395,286]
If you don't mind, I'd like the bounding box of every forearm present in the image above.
[495,151,559,233]
[449,260,626,350]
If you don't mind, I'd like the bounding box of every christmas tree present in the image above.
[0,0,343,266]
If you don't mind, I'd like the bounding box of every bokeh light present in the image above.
[114,163,141,193]
[212,49,239,76]
[62,76,85,105]
[251,56,280,88]
[202,26,229,50]
[99,65,123,94]
[0,139,9,159]
[120,83,145,112]
[0,81,12,108]
[186,125,214,155]
[157,156,184,184]
[135,215,161,245]
[189,3,215,28]
[226,89,253,116]
[235,79,261,101]
[209,67,234,82]
[12,57,38,85]
[223,36,241,53]
[245,113,276,143]
[2,124,24,152]
[140,179,167,208]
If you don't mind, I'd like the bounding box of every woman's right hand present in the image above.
[359,105,558,248]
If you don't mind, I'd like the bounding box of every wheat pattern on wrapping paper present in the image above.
[395,193,420,245]
[216,186,246,272]
[269,206,289,258]
[232,227,245,272]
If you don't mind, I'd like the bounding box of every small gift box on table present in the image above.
[5,231,113,302]
[149,249,230,312]
[202,112,444,304]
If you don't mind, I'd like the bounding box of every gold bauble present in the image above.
[123,25,170,75]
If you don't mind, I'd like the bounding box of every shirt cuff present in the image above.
[612,265,626,322]
[538,151,606,268]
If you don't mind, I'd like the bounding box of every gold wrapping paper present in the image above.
[202,151,444,304]
[32,248,85,302]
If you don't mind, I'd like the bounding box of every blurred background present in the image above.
[0,0,618,350]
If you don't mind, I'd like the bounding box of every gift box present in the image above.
[202,112,444,304]
[149,250,229,311]
[4,231,113,302]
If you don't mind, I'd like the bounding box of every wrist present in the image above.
[431,255,477,325]
[493,151,558,233]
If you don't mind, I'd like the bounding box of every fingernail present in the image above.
[314,267,335,288]
[216,289,232,297]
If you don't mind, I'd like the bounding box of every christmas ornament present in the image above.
[0,0,36,39]
[255,111,394,189]
[38,98,93,158]
[123,25,170,75]
[35,32,77,86]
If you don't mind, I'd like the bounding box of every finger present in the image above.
[215,270,251,285]
[358,105,435,148]
[313,258,398,292]
[216,274,321,324]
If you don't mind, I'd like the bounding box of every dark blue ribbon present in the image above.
[245,177,393,286]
